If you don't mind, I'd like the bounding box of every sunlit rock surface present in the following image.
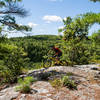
[0,64,100,100]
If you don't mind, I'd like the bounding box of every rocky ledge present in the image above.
[0,64,100,100]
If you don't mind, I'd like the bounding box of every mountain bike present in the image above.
[43,55,60,68]
[43,55,68,68]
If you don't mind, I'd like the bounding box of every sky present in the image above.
[8,0,100,37]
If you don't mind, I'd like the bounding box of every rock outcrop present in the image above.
[0,64,100,100]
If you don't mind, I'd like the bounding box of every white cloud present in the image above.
[63,17,67,21]
[28,22,38,28]
[43,15,62,23]
[58,26,64,29]
[19,24,22,26]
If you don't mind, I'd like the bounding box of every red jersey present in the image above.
[53,47,62,55]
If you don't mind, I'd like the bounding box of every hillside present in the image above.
[9,35,62,68]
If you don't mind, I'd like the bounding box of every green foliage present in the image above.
[24,76,36,83]
[50,79,62,88]
[0,43,28,83]
[0,0,31,37]
[59,12,100,65]
[16,76,35,93]
[43,56,58,68]
[89,30,100,63]
[43,46,68,67]
[9,35,61,68]
[61,76,77,89]
[18,85,31,93]
[0,35,61,84]
[43,48,56,67]
[90,0,100,2]
[50,75,77,89]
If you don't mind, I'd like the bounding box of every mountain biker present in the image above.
[52,46,62,59]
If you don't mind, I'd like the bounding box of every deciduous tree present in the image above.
[59,12,100,65]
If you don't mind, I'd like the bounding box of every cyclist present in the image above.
[52,45,62,61]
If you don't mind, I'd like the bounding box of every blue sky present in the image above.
[8,0,100,37]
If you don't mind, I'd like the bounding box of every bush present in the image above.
[0,43,28,84]
[16,76,35,93]
[61,76,77,89]
[50,74,77,90]
[50,79,62,88]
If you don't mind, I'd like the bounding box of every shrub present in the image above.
[61,76,77,89]
[15,76,35,93]
[24,76,35,83]
[50,79,62,88]
[16,84,31,93]
[0,43,28,84]
[50,75,77,90]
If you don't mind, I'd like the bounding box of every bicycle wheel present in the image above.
[43,59,52,68]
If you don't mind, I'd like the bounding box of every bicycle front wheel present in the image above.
[43,59,52,68]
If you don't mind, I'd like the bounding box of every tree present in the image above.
[0,0,31,84]
[59,12,100,65]
[0,0,31,37]
[90,30,100,62]
[90,0,100,2]
[0,43,28,83]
